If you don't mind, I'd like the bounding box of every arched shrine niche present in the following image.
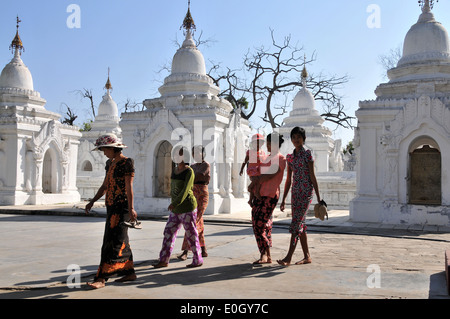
[155,140,173,197]
[81,160,93,172]
[42,148,59,194]
[408,136,441,205]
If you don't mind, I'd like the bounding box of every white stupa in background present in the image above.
[77,69,122,199]
[280,64,337,172]
[351,0,450,226]
[0,17,81,205]
[120,3,251,215]
[279,62,356,209]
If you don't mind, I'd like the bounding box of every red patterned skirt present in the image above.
[182,184,209,250]
[251,195,279,254]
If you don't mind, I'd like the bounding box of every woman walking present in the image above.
[250,133,286,264]
[278,127,321,266]
[178,145,210,261]
[85,134,137,289]
[154,146,203,268]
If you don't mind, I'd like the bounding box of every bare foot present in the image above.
[276,259,291,267]
[115,273,137,282]
[177,251,188,261]
[153,261,168,268]
[201,247,208,258]
[87,280,105,289]
[295,257,312,265]
[253,258,272,265]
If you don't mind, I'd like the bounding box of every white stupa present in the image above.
[77,70,122,199]
[0,17,81,205]
[0,35,34,91]
[120,3,251,215]
[280,63,355,209]
[280,64,336,173]
[91,70,121,132]
[351,0,450,226]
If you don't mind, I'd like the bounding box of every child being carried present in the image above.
[240,133,267,206]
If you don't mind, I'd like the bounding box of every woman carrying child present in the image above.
[250,132,286,264]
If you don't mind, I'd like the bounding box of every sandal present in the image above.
[177,251,188,261]
[122,219,142,229]
[186,263,203,268]
[153,262,168,268]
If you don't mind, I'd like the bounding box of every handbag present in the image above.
[314,200,328,221]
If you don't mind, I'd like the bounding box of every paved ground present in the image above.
[0,204,449,304]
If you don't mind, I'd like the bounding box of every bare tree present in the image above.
[60,103,78,126]
[309,72,354,129]
[173,30,217,49]
[74,88,96,118]
[378,44,402,78]
[209,29,353,129]
[123,98,145,113]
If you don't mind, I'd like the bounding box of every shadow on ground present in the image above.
[0,260,286,299]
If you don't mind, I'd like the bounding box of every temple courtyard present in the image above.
[0,205,449,302]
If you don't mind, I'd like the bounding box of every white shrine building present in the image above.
[280,65,337,172]
[351,1,450,226]
[280,65,356,209]
[120,6,251,215]
[0,18,81,205]
[77,71,122,199]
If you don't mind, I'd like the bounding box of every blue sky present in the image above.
[1,0,449,146]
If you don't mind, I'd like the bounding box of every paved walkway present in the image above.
[0,203,449,303]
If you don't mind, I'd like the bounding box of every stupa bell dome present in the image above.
[0,18,34,91]
[293,87,315,109]
[98,92,118,117]
[171,3,206,75]
[293,65,315,109]
[398,1,450,66]
[96,71,119,121]
[171,31,206,75]
[0,52,34,91]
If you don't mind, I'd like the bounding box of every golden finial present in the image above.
[104,68,113,92]
[10,16,24,54]
[180,0,196,34]
[301,54,308,87]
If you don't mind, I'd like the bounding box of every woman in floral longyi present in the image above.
[85,133,139,289]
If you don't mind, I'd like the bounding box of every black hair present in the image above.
[192,145,205,157]
[172,145,191,163]
[290,126,306,141]
[267,132,285,147]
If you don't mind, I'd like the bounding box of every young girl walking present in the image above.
[278,127,321,266]
[154,146,203,269]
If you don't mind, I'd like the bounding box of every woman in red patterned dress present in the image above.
[278,127,321,266]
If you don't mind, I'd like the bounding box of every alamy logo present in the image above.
[66,264,81,288]
[67,4,81,29]
[366,264,381,288]
[367,4,381,29]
